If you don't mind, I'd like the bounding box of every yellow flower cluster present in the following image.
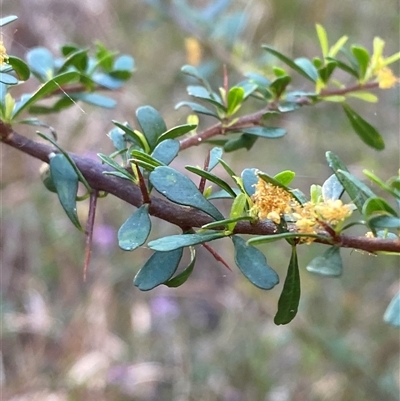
[376,67,400,89]
[251,180,297,223]
[0,37,8,66]
[252,179,353,242]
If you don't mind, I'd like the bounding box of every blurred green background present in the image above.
[1,1,399,400]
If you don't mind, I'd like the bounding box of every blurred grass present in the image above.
[1,1,399,400]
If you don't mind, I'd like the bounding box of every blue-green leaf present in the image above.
[74,93,116,108]
[274,246,300,325]
[368,215,400,229]
[326,151,374,212]
[149,231,226,251]
[187,85,225,110]
[136,106,167,151]
[165,247,196,287]
[181,64,213,92]
[263,46,316,82]
[240,126,287,138]
[342,104,385,150]
[97,153,136,181]
[384,292,400,327]
[0,15,18,27]
[322,174,344,201]
[241,168,258,196]
[223,133,258,152]
[151,139,180,165]
[26,47,55,81]
[294,57,319,82]
[209,147,223,171]
[49,154,82,230]
[175,101,219,118]
[185,166,237,198]
[306,246,343,277]
[134,249,183,291]
[0,73,18,85]
[232,235,279,290]
[12,71,80,118]
[149,166,224,220]
[118,205,151,251]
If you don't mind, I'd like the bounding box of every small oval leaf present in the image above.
[136,106,167,150]
[151,139,180,165]
[232,235,279,290]
[118,205,151,251]
[149,166,224,220]
[306,246,343,277]
[134,248,183,291]
[49,154,82,230]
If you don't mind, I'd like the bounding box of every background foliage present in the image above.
[1,1,399,400]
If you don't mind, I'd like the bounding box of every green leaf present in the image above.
[151,139,180,165]
[185,166,237,198]
[149,166,224,220]
[384,292,400,327]
[326,151,374,212]
[226,86,245,115]
[7,56,30,81]
[269,75,292,97]
[118,205,151,251]
[232,236,279,290]
[110,55,135,79]
[351,46,370,80]
[263,45,316,82]
[112,121,148,150]
[136,106,167,151]
[187,85,225,110]
[12,71,80,119]
[240,126,287,138]
[346,91,378,103]
[49,154,82,230]
[306,246,343,277]
[368,215,400,229]
[209,147,223,171]
[26,47,55,81]
[326,57,359,78]
[274,246,301,325]
[363,169,400,199]
[318,60,337,83]
[322,174,344,201]
[202,215,253,229]
[228,193,247,231]
[241,168,258,196]
[73,93,116,108]
[157,124,197,143]
[223,134,258,152]
[97,153,136,181]
[362,197,398,217]
[294,57,319,82]
[328,35,349,57]
[134,249,183,291]
[175,101,219,118]
[248,232,325,245]
[316,24,329,58]
[274,170,295,186]
[0,15,18,27]
[149,231,226,251]
[165,247,196,287]
[58,48,88,73]
[130,150,163,169]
